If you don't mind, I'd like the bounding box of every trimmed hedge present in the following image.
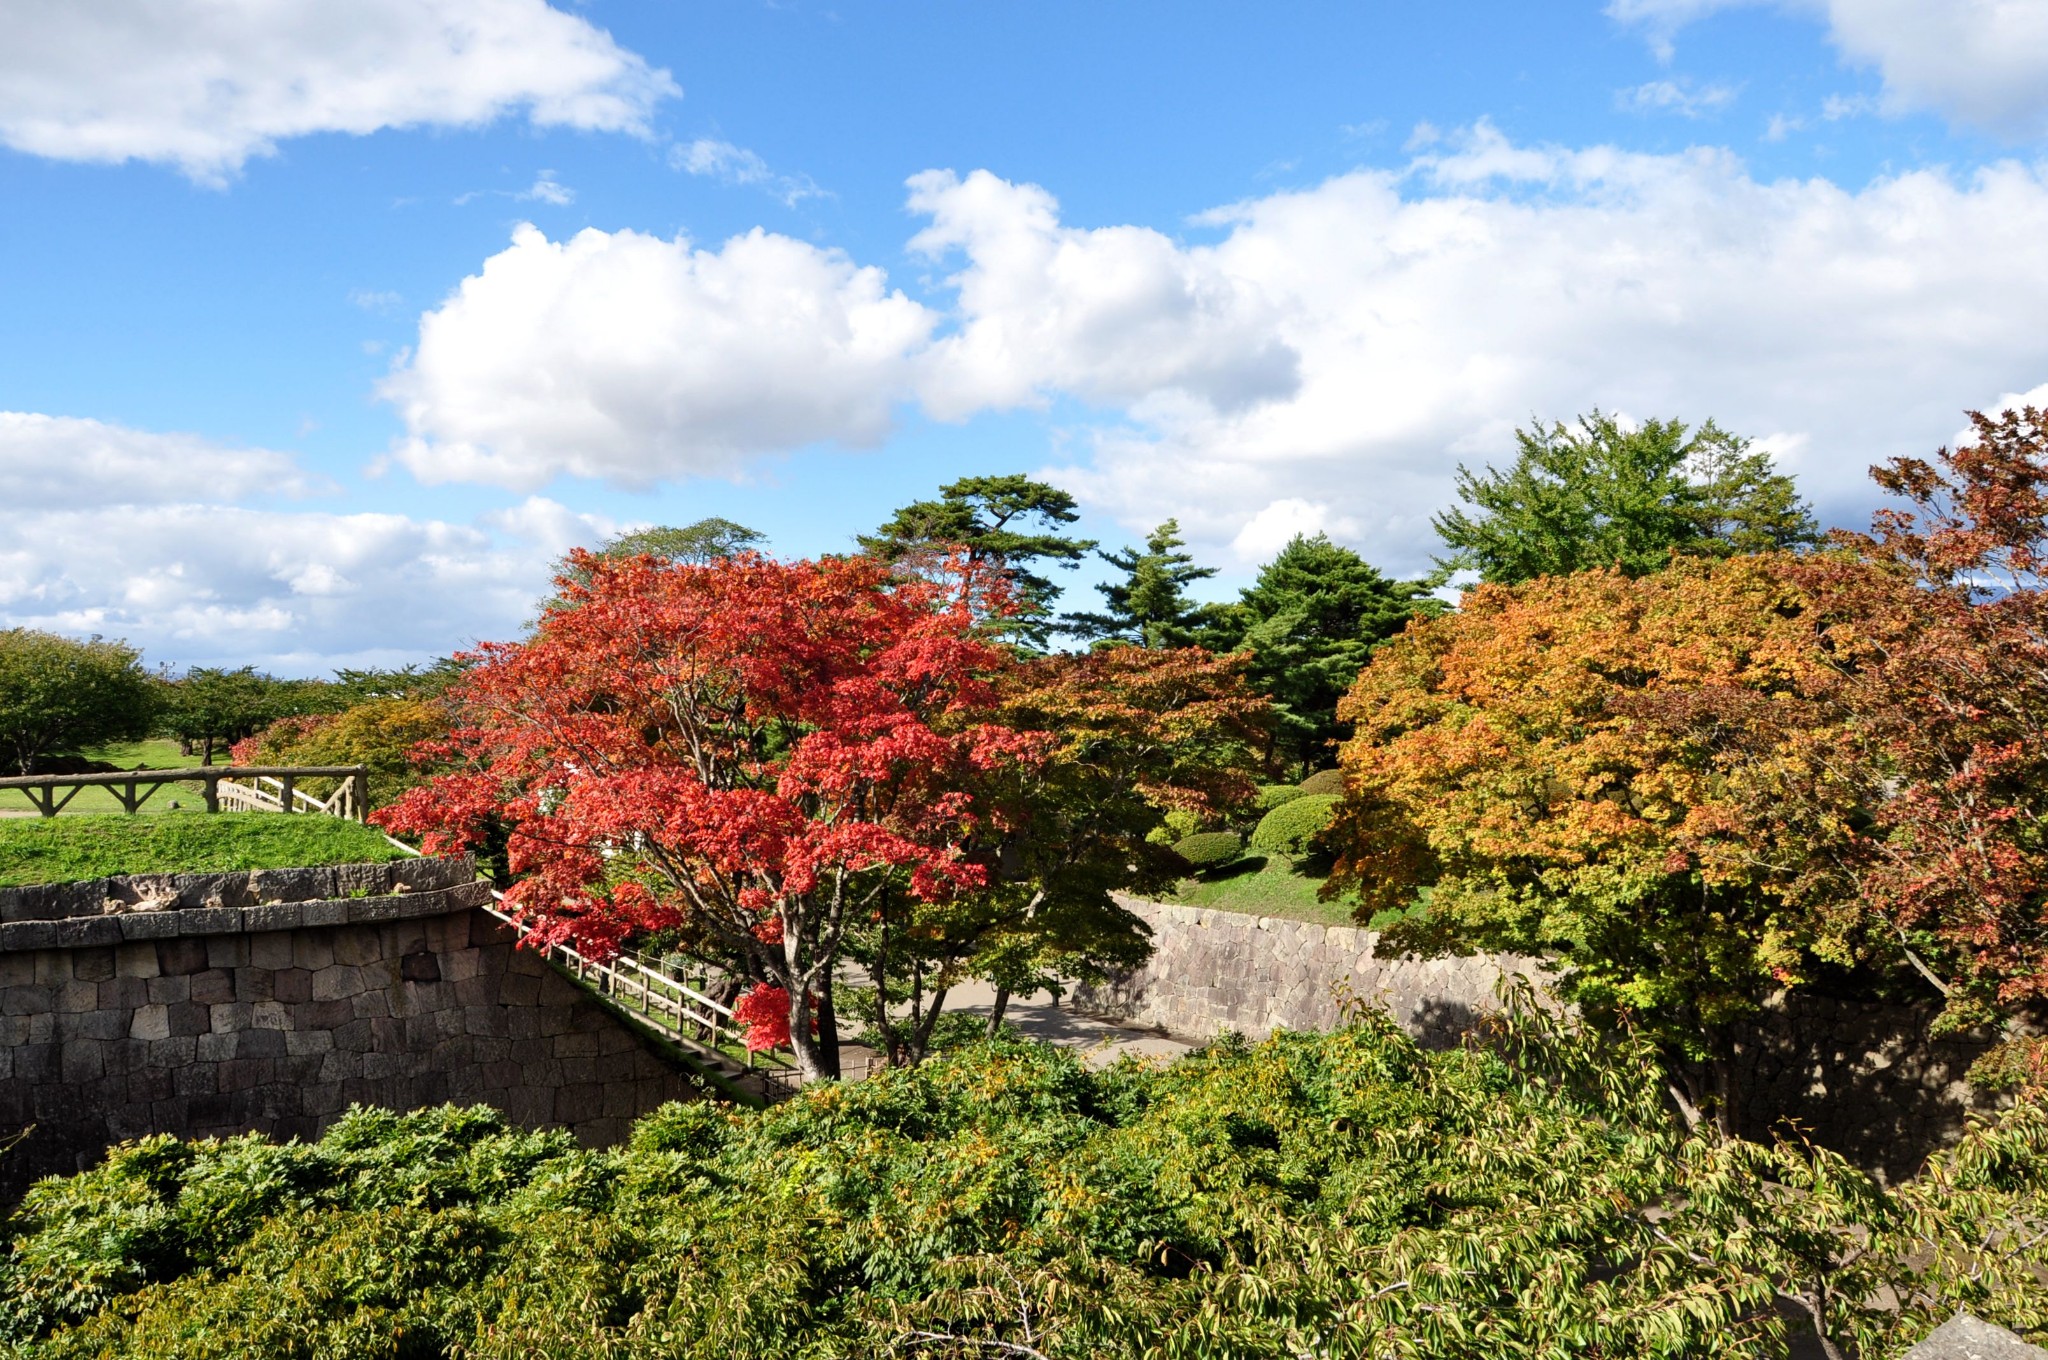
[1173,830,1243,869]
[1255,784,1307,811]
[1250,793,1340,855]
[1297,768,1345,796]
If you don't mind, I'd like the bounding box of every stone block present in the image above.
[62,1008,129,1042]
[285,1028,333,1056]
[189,968,235,1005]
[55,917,121,949]
[331,862,394,898]
[117,912,182,941]
[129,1005,171,1041]
[145,974,190,1005]
[300,900,347,928]
[95,976,147,1011]
[332,928,381,967]
[167,999,211,1037]
[127,1067,175,1103]
[175,1062,218,1095]
[174,907,240,937]
[400,951,441,983]
[250,1000,289,1030]
[251,866,337,903]
[55,980,99,1013]
[113,941,161,979]
[299,998,353,1030]
[209,1002,252,1034]
[0,921,58,952]
[156,938,209,975]
[235,1028,287,1059]
[1,983,54,1016]
[204,936,249,970]
[241,903,302,935]
[1902,1313,2048,1359]
[60,1042,106,1082]
[291,935,334,971]
[269,968,312,1004]
[311,966,364,1002]
[71,946,117,981]
[347,897,405,925]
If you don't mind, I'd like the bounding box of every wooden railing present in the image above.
[0,765,369,819]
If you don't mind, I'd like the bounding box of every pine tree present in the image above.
[1062,519,1220,649]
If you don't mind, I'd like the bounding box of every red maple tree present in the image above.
[374,550,1043,1081]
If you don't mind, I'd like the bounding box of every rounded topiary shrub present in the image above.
[1173,830,1243,871]
[1297,768,1346,797]
[1255,784,1307,811]
[1250,793,1341,855]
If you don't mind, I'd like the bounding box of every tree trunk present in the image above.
[1708,1038,1743,1141]
[200,734,214,766]
[986,985,1012,1038]
[815,978,841,1079]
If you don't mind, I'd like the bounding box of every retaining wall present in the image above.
[0,859,705,1202]
[1079,897,2006,1179]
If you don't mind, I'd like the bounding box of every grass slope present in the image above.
[1164,853,1363,927]
[0,813,407,886]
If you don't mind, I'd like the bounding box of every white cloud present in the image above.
[349,288,403,312]
[0,412,316,509]
[1610,0,2048,137]
[672,138,826,206]
[908,169,1301,419]
[518,171,574,206]
[1618,79,1740,117]
[1229,499,1358,565]
[382,140,2048,575]
[0,0,678,184]
[382,222,938,490]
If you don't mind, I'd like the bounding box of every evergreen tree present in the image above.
[860,475,1096,649]
[1433,412,1819,584]
[1215,534,1440,775]
[1062,519,1220,649]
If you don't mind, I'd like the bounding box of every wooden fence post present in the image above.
[350,769,369,822]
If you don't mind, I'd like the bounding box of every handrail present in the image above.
[0,764,369,820]
[0,764,367,788]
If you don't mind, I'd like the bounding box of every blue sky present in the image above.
[4,0,2047,673]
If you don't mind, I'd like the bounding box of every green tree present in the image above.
[859,475,1095,648]
[0,630,155,775]
[1433,412,1820,583]
[1209,533,1442,776]
[1062,518,1222,648]
[157,667,313,765]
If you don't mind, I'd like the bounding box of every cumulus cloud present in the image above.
[1610,0,2048,137]
[381,222,938,490]
[908,169,1302,418]
[383,139,2048,574]
[0,483,610,672]
[0,0,678,183]
[1046,128,2048,571]
[0,409,614,667]
[0,412,317,509]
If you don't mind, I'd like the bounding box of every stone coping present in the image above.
[0,879,495,953]
[0,856,476,924]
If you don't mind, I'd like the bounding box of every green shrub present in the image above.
[8,1023,2048,1359]
[1172,830,1243,869]
[0,812,411,887]
[1250,793,1340,854]
[1160,807,1202,840]
[1297,768,1345,796]
[1255,784,1306,811]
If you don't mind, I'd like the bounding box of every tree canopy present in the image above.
[1204,533,1441,775]
[859,475,1094,648]
[1062,518,1221,649]
[0,629,154,775]
[1323,553,1858,1133]
[1432,412,1820,583]
[156,666,327,764]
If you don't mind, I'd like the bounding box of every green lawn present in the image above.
[0,738,207,818]
[1162,854,1427,931]
[1163,854,1364,928]
[0,812,408,886]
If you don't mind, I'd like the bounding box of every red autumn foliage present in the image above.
[374,550,1045,1081]
[731,982,794,1052]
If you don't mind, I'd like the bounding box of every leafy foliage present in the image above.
[1432,412,1819,584]
[155,667,333,766]
[1296,768,1345,797]
[1203,533,1442,775]
[6,1022,2044,1359]
[1323,554,1860,1131]
[0,630,154,776]
[860,476,1094,650]
[1172,830,1243,869]
[375,550,1037,1083]
[232,697,450,808]
[1254,784,1305,811]
[1247,793,1339,856]
[1062,519,1222,649]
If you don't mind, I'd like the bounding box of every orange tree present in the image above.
[375,550,1044,1083]
[1323,553,1869,1134]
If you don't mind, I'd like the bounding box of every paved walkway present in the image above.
[940,979,1195,1067]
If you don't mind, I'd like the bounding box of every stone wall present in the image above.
[0,860,707,1203]
[1073,897,1541,1047]
[1080,897,2005,1179]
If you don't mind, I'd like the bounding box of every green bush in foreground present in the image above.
[1254,783,1306,811]
[1249,792,1340,855]
[0,813,409,887]
[3,1014,2044,1359]
[1296,768,1345,796]
[1172,829,1243,870]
